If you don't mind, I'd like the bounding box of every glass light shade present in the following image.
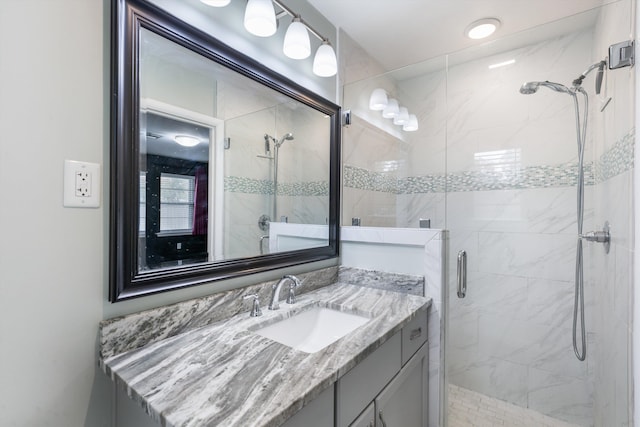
[369,88,388,111]
[200,0,231,6]
[465,18,500,39]
[244,0,277,37]
[174,135,201,147]
[283,18,311,59]
[382,98,400,118]
[393,107,410,125]
[403,114,419,131]
[313,41,337,77]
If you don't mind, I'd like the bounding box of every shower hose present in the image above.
[572,87,588,362]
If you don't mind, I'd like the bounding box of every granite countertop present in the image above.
[100,279,431,427]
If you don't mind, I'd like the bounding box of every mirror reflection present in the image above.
[137,28,330,274]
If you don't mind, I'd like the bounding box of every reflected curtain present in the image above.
[192,166,208,235]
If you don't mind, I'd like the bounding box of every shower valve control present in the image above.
[579,222,611,253]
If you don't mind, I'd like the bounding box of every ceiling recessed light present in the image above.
[465,18,501,40]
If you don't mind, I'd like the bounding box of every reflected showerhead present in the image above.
[520,81,572,95]
[275,132,294,147]
[520,81,540,94]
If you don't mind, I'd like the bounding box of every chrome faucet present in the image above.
[269,275,301,310]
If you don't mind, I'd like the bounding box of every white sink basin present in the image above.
[254,306,370,353]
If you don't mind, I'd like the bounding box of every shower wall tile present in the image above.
[446,188,588,235]
[527,367,594,426]
[525,278,576,333]
[448,356,529,407]
[341,187,396,227]
[477,231,576,282]
[396,192,446,230]
[452,271,528,322]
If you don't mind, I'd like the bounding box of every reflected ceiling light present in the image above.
[488,59,515,69]
[244,0,277,37]
[403,114,419,132]
[465,18,501,40]
[283,16,311,59]
[393,107,410,125]
[174,135,201,147]
[313,40,337,77]
[382,98,400,118]
[200,0,231,6]
[369,88,388,111]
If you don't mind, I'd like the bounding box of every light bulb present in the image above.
[200,0,231,6]
[393,107,410,125]
[403,114,419,131]
[369,88,388,111]
[283,17,311,59]
[313,41,337,77]
[382,98,399,118]
[244,0,277,37]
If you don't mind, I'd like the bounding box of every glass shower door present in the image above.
[445,2,634,425]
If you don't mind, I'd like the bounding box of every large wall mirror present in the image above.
[110,0,340,302]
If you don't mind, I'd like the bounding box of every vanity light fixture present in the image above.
[283,16,311,59]
[393,107,410,125]
[174,135,201,147]
[240,0,338,77]
[369,88,388,110]
[403,114,419,131]
[313,40,338,77]
[465,18,501,40]
[200,0,231,6]
[382,98,400,118]
[244,0,277,37]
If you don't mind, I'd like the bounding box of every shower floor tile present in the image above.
[448,384,580,427]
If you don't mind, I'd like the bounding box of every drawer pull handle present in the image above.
[379,410,388,427]
[409,327,423,341]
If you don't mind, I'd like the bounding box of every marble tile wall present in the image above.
[589,1,634,425]
[223,100,331,257]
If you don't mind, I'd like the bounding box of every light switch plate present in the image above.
[64,160,101,208]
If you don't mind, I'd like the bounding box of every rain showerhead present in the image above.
[519,81,572,95]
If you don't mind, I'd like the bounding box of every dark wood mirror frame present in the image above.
[110,0,340,302]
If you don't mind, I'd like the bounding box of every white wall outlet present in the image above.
[64,160,101,208]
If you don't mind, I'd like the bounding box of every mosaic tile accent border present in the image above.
[344,129,634,194]
[343,164,397,193]
[225,176,328,196]
[595,128,635,183]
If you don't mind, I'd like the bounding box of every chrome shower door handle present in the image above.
[457,250,467,298]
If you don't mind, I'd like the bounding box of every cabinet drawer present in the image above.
[336,332,401,427]
[401,309,427,366]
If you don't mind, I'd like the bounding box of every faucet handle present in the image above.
[286,277,302,304]
[243,293,262,317]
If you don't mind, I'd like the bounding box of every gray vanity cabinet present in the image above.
[281,384,334,427]
[338,309,429,427]
[350,402,375,427]
[375,342,429,427]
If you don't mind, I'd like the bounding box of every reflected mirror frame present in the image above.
[110,0,340,302]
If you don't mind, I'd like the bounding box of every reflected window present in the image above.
[160,173,195,233]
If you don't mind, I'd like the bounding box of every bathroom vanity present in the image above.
[100,269,430,427]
